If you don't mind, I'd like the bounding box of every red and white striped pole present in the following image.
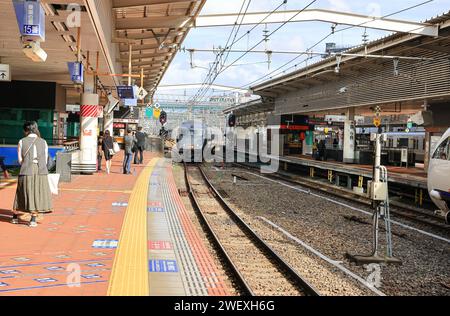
[79,93,100,174]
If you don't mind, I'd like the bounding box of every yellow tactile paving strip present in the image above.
[107,158,159,296]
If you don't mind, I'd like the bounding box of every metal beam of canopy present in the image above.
[194,9,439,37]
[157,84,249,93]
[112,0,193,9]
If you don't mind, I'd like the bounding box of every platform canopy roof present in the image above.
[112,0,206,97]
[251,12,450,98]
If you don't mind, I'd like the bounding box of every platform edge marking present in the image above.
[107,158,159,296]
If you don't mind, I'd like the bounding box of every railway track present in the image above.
[235,162,449,230]
[184,163,320,297]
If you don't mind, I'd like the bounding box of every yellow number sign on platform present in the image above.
[153,108,161,120]
[373,117,382,127]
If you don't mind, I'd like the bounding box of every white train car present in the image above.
[428,128,450,223]
[173,120,222,162]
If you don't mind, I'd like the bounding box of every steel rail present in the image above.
[186,163,320,296]
[235,162,449,230]
[184,162,254,296]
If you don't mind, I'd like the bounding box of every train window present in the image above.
[433,137,449,160]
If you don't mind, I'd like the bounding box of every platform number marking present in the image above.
[149,260,179,273]
[81,274,101,279]
[148,207,165,213]
[149,241,173,251]
[0,270,20,275]
[46,266,65,271]
[92,240,119,249]
[112,202,128,207]
[12,257,31,262]
[86,263,105,268]
[35,278,58,283]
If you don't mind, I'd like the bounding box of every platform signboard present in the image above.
[137,87,148,100]
[68,62,83,84]
[0,64,11,82]
[13,0,46,42]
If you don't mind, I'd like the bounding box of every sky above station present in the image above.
[159,0,450,97]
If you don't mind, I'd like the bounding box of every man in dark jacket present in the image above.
[134,127,146,164]
[123,129,135,174]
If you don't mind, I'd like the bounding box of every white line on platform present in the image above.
[247,172,450,244]
[258,216,386,296]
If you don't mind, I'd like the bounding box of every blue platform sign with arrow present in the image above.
[0,64,11,82]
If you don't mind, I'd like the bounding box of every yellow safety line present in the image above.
[107,158,159,296]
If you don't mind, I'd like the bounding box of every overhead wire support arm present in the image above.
[194,9,439,37]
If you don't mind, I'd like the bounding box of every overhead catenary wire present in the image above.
[191,0,290,105]
[189,0,252,107]
[232,0,437,91]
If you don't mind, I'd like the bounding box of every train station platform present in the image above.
[0,154,228,296]
[237,151,428,189]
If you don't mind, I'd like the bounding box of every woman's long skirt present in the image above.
[13,164,53,213]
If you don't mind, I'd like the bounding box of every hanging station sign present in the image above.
[13,0,46,42]
[68,62,83,84]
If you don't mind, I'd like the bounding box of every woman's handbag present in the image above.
[109,148,115,156]
[47,155,56,171]
[113,141,120,153]
[48,173,60,195]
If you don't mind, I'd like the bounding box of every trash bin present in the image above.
[56,152,72,183]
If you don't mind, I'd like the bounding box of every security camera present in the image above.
[22,41,47,62]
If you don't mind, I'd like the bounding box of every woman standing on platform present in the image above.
[12,121,52,227]
[102,130,114,174]
[97,131,104,172]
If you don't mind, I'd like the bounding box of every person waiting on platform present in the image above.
[134,126,146,165]
[123,128,135,175]
[97,131,104,172]
[333,138,339,149]
[312,139,318,160]
[318,139,327,161]
[12,121,52,227]
[102,130,114,174]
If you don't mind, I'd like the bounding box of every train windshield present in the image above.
[433,137,450,160]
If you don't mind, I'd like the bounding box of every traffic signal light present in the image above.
[228,114,236,127]
[160,110,167,125]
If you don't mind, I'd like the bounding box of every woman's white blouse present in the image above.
[17,134,49,165]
